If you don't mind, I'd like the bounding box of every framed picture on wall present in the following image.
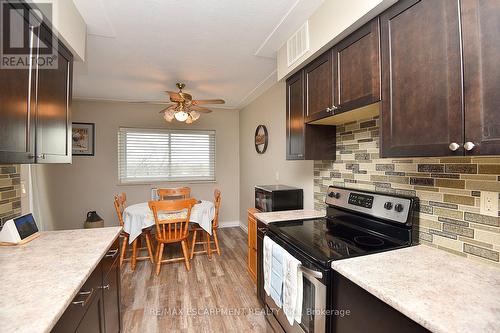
[72,123,95,156]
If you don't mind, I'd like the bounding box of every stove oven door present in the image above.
[265,262,327,333]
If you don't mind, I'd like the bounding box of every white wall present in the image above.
[34,100,239,230]
[239,81,313,225]
[277,0,396,80]
[33,0,87,61]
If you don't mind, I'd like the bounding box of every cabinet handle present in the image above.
[297,154,304,157]
[99,284,110,290]
[105,249,119,259]
[72,288,94,307]
[448,142,460,151]
[325,107,332,113]
[331,105,338,111]
[464,142,476,151]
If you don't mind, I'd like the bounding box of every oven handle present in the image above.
[300,265,323,279]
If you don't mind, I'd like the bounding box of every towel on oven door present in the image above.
[283,252,303,325]
[263,235,273,296]
[270,242,285,308]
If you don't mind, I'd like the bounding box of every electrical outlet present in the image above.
[275,171,280,182]
[480,191,499,217]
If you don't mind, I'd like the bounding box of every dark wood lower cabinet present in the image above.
[332,271,429,333]
[52,239,121,333]
[103,253,122,333]
[74,293,105,333]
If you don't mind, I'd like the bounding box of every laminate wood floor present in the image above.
[121,227,270,333]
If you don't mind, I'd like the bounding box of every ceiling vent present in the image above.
[287,21,309,67]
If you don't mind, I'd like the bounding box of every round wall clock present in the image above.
[254,125,268,154]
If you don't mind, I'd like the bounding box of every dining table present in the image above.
[122,200,215,244]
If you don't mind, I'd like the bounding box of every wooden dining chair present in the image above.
[149,198,197,275]
[114,193,154,270]
[190,189,222,259]
[157,187,191,200]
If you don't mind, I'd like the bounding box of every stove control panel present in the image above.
[325,186,414,225]
[348,193,374,208]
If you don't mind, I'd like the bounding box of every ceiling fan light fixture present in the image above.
[185,115,193,124]
[174,111,189,122]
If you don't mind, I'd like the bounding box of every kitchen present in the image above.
[1,0,499,333]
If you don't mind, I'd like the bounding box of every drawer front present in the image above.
[102,237,120,277]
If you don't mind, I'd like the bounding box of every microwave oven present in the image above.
[255,185,303,212]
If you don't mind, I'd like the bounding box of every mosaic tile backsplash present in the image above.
[314,116,500,266]
[0,165,22,230]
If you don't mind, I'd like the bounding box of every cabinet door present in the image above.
[380,0,464,157]
[333,18,381,112]
[286,71,305,160]
[304,52,334,122]
[75,292,105,333]
[35,25,72,163]
[103,257,121,333]
[0,7,36,164]
[461,0,500,155]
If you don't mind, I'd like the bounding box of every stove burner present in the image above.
[354,235,385,247]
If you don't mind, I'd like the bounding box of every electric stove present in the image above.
[264,186,419,333]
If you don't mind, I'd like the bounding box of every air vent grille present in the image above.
[287,21,309,67]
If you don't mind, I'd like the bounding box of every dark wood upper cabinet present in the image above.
[0,2,72,165]
[461,0,500,156]
[380,0,464,158]
[0,6,36,164]
[333,18,381,111]
[286,71,336,160]
[304,51,334,121]
[286,71,305,160]
[35,26,73,163]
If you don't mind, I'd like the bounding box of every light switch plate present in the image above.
[480,191,499,217]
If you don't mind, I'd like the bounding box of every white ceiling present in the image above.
[72,0,323,108]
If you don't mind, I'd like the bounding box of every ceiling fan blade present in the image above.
[165,91,184,102]
[192,99,225,105]
[190,105,212,113]
[159,104,177,113]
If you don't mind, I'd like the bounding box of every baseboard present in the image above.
[239,222,248,234]
[219,220,241,228]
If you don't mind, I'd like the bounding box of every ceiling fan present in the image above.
[160,83,225,124]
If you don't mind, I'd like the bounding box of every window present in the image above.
[118,128,215,183]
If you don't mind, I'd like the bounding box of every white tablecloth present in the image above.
[123,200,215,243]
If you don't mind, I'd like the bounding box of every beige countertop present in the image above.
[0,227,122,333]
[253,209,325,224]
[331,245,500,333]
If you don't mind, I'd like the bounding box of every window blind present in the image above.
[118,128,215,183]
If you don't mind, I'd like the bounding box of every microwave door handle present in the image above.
[300,266,323,279]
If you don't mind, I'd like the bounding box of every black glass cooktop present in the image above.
[268,217,408,267]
